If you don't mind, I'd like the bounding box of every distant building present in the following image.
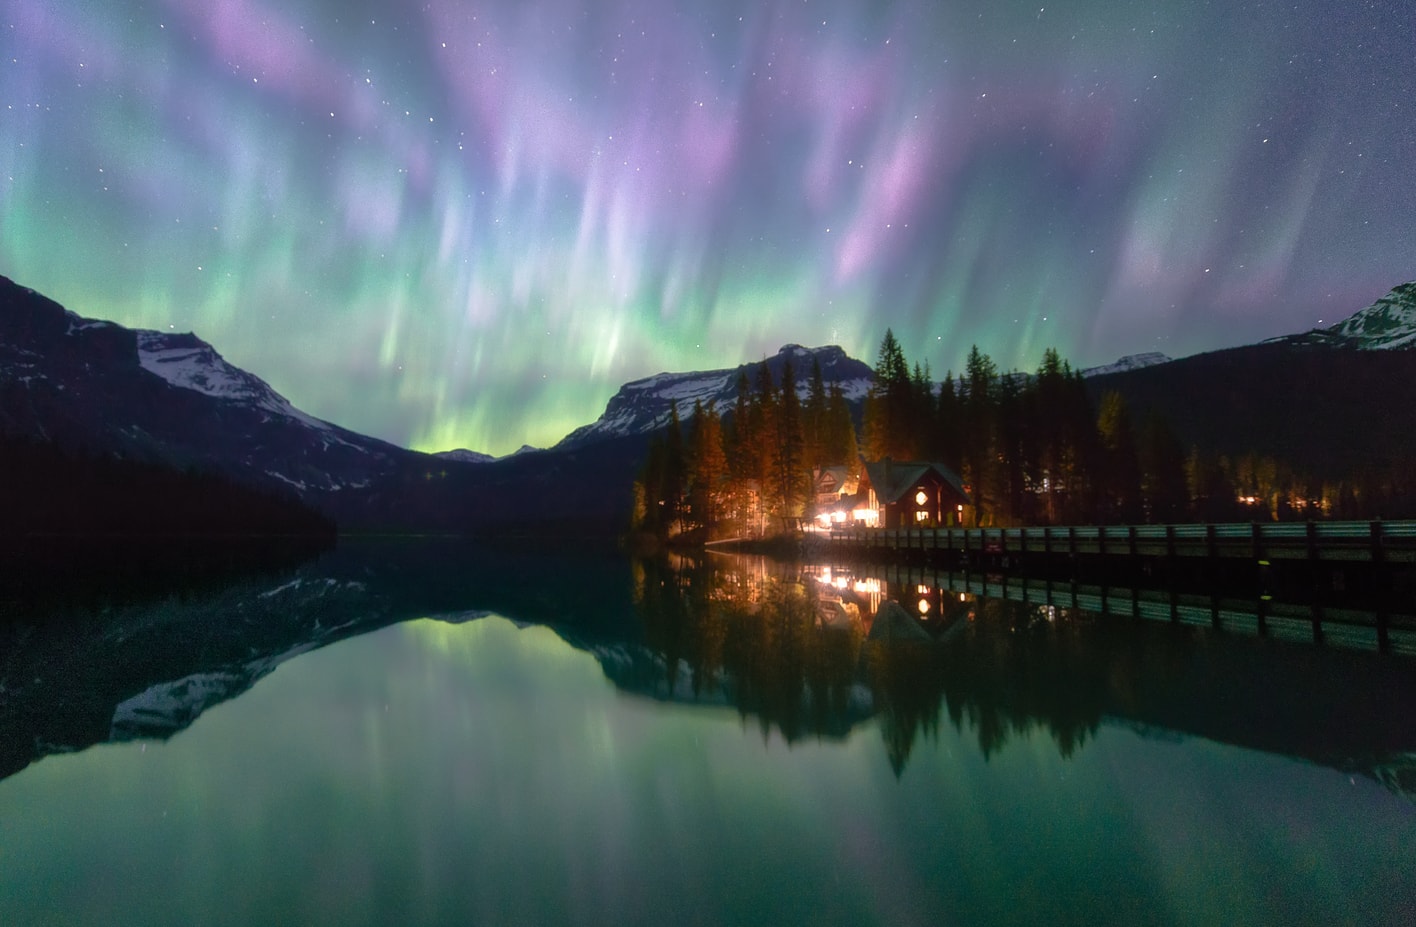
[811,465,860,528]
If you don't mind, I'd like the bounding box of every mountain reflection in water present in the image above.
[1,541,1413,801]
[2,541,1416,926]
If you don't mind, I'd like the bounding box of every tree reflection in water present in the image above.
[632,555,1122,774]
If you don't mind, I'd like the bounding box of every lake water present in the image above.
[1,541,1413,926]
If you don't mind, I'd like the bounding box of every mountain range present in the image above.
[3,273,1416,533]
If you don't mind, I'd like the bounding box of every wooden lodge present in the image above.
[859,458,970,529]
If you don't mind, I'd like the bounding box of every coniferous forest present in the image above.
[0,435,336,539]
[635,331,1416,542]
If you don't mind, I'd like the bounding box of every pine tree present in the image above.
[803,355,828,469]
[662,402,687,534]
[824,382,859,470]
[864,328,917,460]
[687,401,729,535]
[775,356,809,520]
[961,346,999,524]
[1096,391,1143,523]
[932,373,961,472]
[1138,413,1188,523]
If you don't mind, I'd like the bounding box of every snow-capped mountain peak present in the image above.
[135,330,335,431]
[555,344,874,448]
[1324,282,1416,350]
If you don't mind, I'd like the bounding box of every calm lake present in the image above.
[1,540,1413,926]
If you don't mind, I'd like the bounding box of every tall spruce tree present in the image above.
[688,400,728,534]
[961,346,999,523]
[774,357,809,520]
[803,355,828,469]
[864,328,917,460]
[1096,390,1143,523]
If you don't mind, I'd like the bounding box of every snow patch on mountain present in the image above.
[109,670,257,740]
[1325,282,1416,349]
[435,448,497,464]
[64,312,116,334]
[836,376,873,400]
[1081,352,1173,378]
[135,331,338,430]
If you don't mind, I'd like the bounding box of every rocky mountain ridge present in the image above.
[556,343,873,449]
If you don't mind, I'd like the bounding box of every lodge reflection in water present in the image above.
[632,555,1416,796]
[635,555,1125,774]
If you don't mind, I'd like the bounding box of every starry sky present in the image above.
[3,1,1413,455]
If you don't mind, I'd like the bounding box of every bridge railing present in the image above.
[825,519,1416,559]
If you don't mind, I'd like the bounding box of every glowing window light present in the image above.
[915,489,928,505]
[917,598,931,615]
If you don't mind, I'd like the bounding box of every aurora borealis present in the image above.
[3,2,1413,455]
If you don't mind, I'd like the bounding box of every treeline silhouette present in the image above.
[633,557,1111,773]
[1,435,335,538]
[635,353,858,540]
[636,331,1416,535]
[0,436,335,608]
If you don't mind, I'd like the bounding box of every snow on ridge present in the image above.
[1081,352,1173,378]
[265,470,308,491]
[435,448,496,464]
[837,377,873,401]
[135,330,342,433]
[109,670,250,740]
[136,331,262,401]
[64,311,116,334]
[1327,284,1416,349]
[653,374,734,403]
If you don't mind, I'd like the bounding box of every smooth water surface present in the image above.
[1,544,1413,926]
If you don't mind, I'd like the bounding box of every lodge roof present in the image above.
[860,458,970,505]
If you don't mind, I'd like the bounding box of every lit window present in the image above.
[918,598,931,615]
[915,489,928,506]
[915,511,929,522]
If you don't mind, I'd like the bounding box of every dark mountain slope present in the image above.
[1086,340,1416,480]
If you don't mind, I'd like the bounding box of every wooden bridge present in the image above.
[826,519,1416,565]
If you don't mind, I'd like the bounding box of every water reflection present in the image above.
[2,541,1413,803]
[631,554,1416,796]
[2,544,1415,926]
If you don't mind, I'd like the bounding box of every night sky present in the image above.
[3,1,1413,455]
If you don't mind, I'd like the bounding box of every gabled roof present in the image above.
[813,465,858,495]
[861,458,970,505]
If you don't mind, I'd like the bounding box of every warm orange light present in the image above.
[917,598,931,615]
[915,489,928,505]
